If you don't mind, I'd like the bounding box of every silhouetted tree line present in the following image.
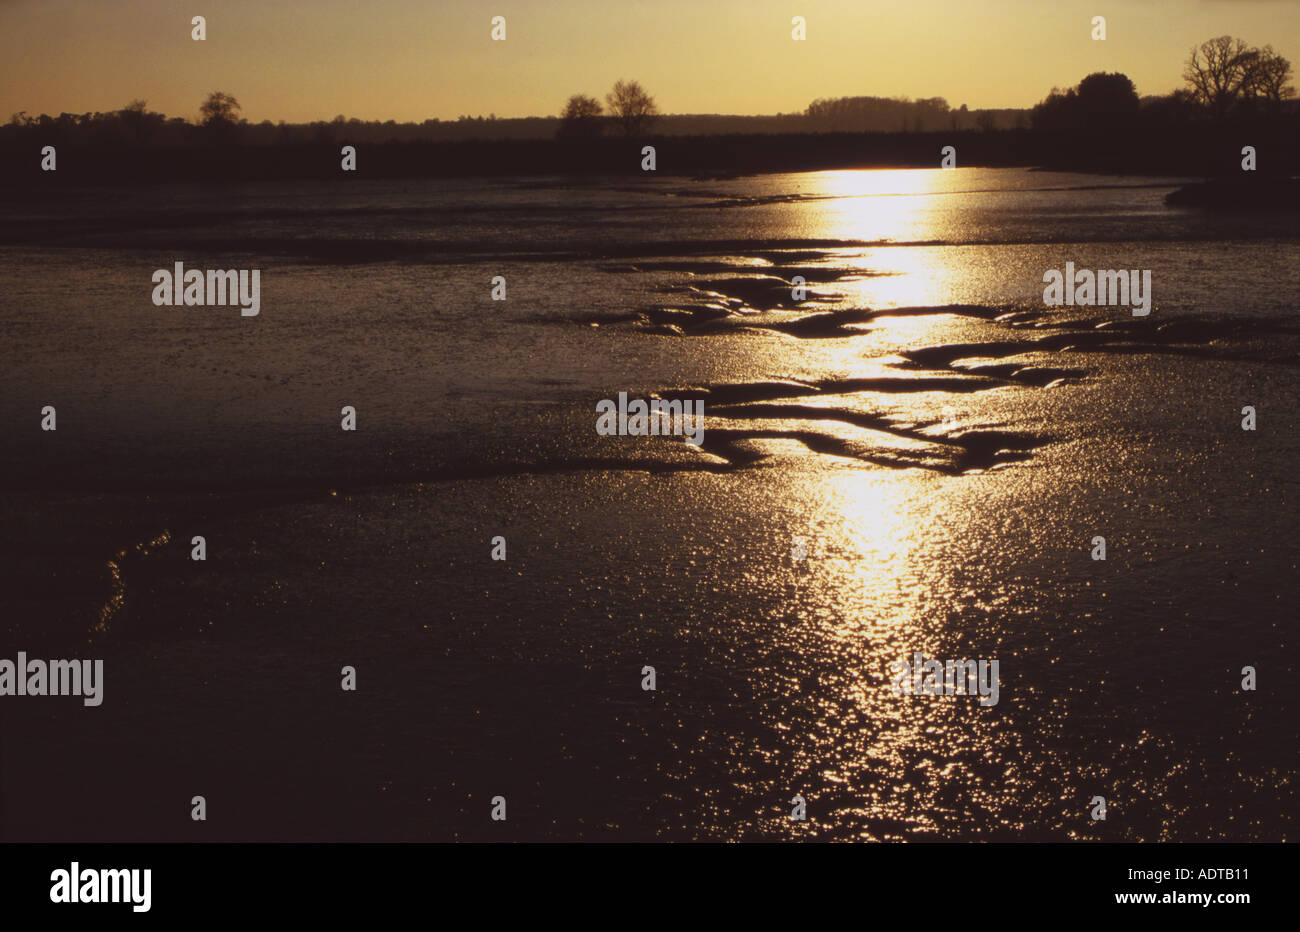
[3,36,1295,183]
[804,95,1021,132]
[1019,36,1297,175]
[1033,37,1295,131]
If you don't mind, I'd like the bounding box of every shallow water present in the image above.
[1,167,1296,840]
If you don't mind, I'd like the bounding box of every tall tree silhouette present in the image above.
[199,91,243,145]
[1242,45,1296,110]
[605,80,658,136]
[199,91,242,126]
[1183,36,1293,118]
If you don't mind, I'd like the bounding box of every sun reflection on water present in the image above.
[795,168,983,310]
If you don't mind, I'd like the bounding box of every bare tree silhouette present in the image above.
[605,80,658,136]
[1184,36,1294,118]
[1242,45,1296,110]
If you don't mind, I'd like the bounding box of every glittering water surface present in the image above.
[0,168,1296,840]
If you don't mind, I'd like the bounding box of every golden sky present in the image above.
[2,0,1297,122]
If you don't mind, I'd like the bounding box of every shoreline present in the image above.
[3,124,1297,188]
